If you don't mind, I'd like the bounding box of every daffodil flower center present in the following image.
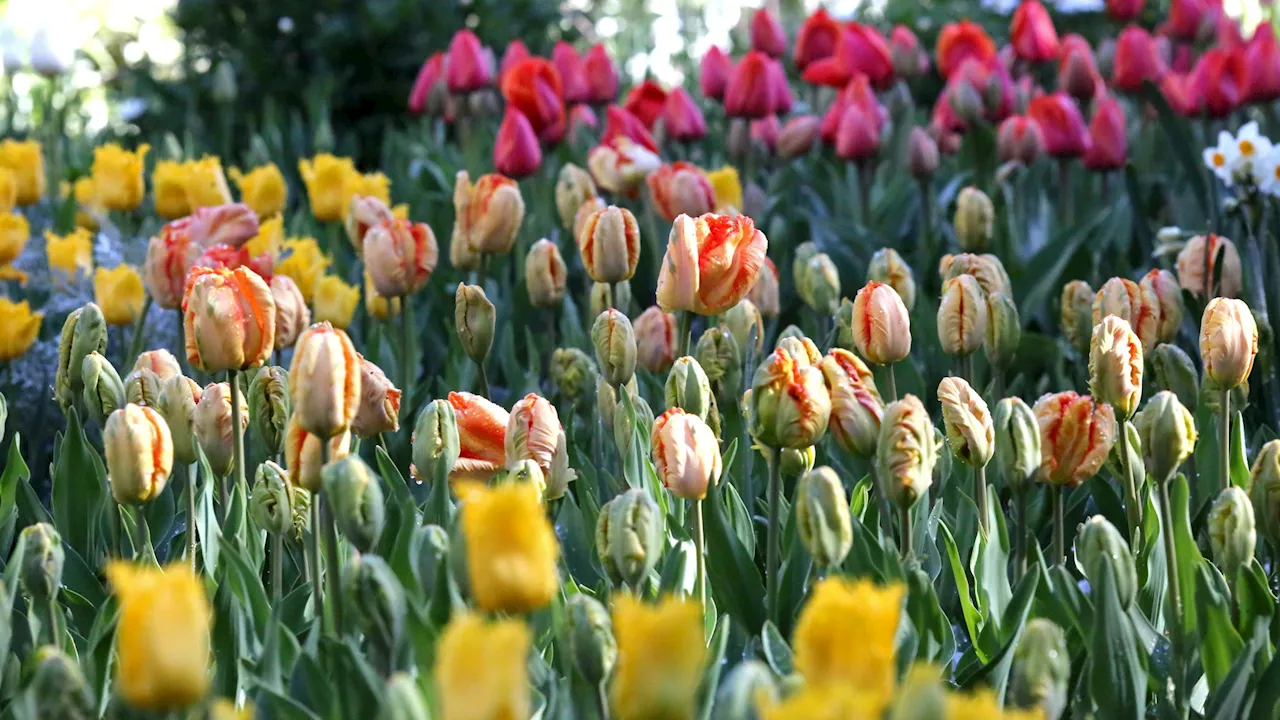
[1214,152,1226,167]
[1241,140,1256,155]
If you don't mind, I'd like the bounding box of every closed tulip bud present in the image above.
[998,115,1046,166]
[647,163,717,222]
[1149,344,1198,414]
[1133,391,1197,482]
[876,395,938,509]
[657,213,770,316]
[125,368,161,407]
[55,302,108,411]
[412,399,460,486]
[565,594,617,687]
[284,414,350,491]
[157,376,202,465]
[940,252,1013,297]
[1033,392,1117,487]
[133,349,181,382]
[1060,280,1096,353]
[634,306,679,373]
[954,187,994,252]
[248,366,289,455]
[455,283,496,365]
[20,523,63,602]
[1076,515,1138,608]
[250,460,293,535]
[777,115,821,159]
[748,259,780,320]
[596,488,664,587]
[1251,440,1280,549]
[792,241,820,291]
[1177,234,1242,299]
[696,326,742,405]
[938,275,988,357]
[651,408,721,500]
[81,352,125,424]
[596,376,639,433]
[363,219,439,299]
[590,278,632,317]
[984,292,1021,368]
[507,458,547,500]
[749,347,832,449]
[994,397,1041,492]
[289,322,361,439]
[1092,276,1160,354]
[556,164,598,232]
[592,309,638,386]
[820,349,883,456]
[851,281,912,365]
[506,393,564,479]
[1009,619,1070,720]
[1201,297,1259,390]
[724,299,765,355]
[27,645,93,719]
[665,356,714,421]
[344,555,405,665]
[909,126,941,179]
[1089,315,1144,418]
[551,348,597,408]
[795,466,853,568]
[1209,487,1256,577]
[182,267,276,374]
[525,239,568,308]
[776,445,816,478]
[867,248,916,310]
[345,194,393,254]
[383,673,430,720]
[193,382,248,479]
[613,391,656,460]
[323,455,385,553]
[802,253,841,315]
[453,171,525,257]
[938,376,994,467]
[578,205,642,285]
[349,357,400,438]
[105,404,174,504]
[268,276,310,350]
[1140,269,1183,344]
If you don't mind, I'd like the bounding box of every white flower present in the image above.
[1204,131,1239,185]
[1231,121,1273,181]
[1255,146,1280,197]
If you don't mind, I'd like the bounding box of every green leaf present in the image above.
[0,434,29,553]
[939,520,986,662]
[1205,621,1267,720]
[51,409,109,564]
[195,446,222,575]
[1089,555,1147,720]
[696,614,731,720]
[761,620,795,678]
[220,538,272,638]
[957,564,1040,704]
[376,446,423,598]
[970,483,1012,636]
[1236,559,1275,647]
[1196,560,1244,691]
[555,493,602,590]
[906,566,953,665]
[702,472,766,635]
[1230,411,1251,491]
[212,580,243,699]
[1250,639,1280,719]
[1170,474,1206,637]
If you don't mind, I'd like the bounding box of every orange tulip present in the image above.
[285,415,350,492]
[635,306,678,373]
[651,408,722,500]
[289,322,361,439]
[452,171,525,258]
[850,281,911,365]
[1141,269,1183,344]
[1033,391,1117,487]
[1176,234,1242,299]
[1092,277,1161,353]
[363,218,439,298]
[352,357,401,438]
[270,275,311,349]
[182,267,276,373]
[446,391,509,481]
[820,349,884,457]
[143,221,203,310]
[647,163,716,222]
[577,206,641,284]
[749,257,781,319]
[505,394,562,477]
[1200,297,1259,390]
[936,20,996,79]
[655,213,769,316]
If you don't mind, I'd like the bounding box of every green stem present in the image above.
[885,362,898,402]
[609,281,620,312]
[109,501,122,558]
[765,450,781,622]
[1220,390,1232,492]
[1120,421,1142,547]
[1053,486,1066,566]
[1014,487,1028,581]
[597,682,611,720]
[271,532,284,603]
[677,310,692,359]
[1059,158,1073,227]
[230,369,246,517]
[899,501,913,561]
[187,463,198,571]
[322,493,344,635]
[400,296,413,419]
[975,464,989,538]
[476,362,490,399]
[692,499,706,606]
[309,501,324,630]
[127,296,153,369]
[858,161,873,227]
[1157,477,1186,716]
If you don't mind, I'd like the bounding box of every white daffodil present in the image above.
[1204,130,1239,185]
[1254,145,1280,196]
[1231,121,1272,181]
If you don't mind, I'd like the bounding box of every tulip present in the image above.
[551,348,597,409]
[820,349,884,457]
[106,562,210,710]
[592,309,638,387]
[499,41,529,85]
[46,228,93,277]
[183,156,233,208]
[363,218,439,299]
[1033,391,1117,488]
[954,186,994,252]
[1134,391,1197,486]
[0,139,45,205]
[20,523,63,607]
[284,415,351,492]
[596,488,664,588]
[908,126,941,179]
[461,481,559,613]
[451,171,524,261]
[1089,315,1144,420]
[622,80,668,130]
[995,396,1041,496]
[565,595,616,690]
[776,115,820,159]
[266,275,309,350]
[587,137,661,196]
[862,250,914,316]
[745,257,780,320]
[997,116,1045,166]
[193,382,247,478]
[984,292,1022,370]
[0,209,28,270]
[603,105,660,152]
[425,391,504,482]
[1092,276,1161,353]
[705,165,743,215]
[1177,233,1242,299]
[1011,0,1060,63]
[133,349,181,383]
[290,322,361,439]
[505,393,562,477]
[1251,440,1280,549]
[610,595,706,720]
[1209,486,1255,578]
[182,267,276,373]
[1168,0,1219,42]
[695,326,741,405]
[851,281,912,369]
[105,404,174,505]
[437,614,531,720]
[1107,0,1145,22]
[554,164,597,233]
[834,102,881,162]
[310,275,358,330]
[725,51,780,119]
[1027,93,1090,158]
[1150,343,1200,413]
[700,46,733,101]
[152,161,192,219]
[750,7,786,58]
[1058,35,1101,104]
[795,467,854,569]
[876,393,938,526]
[748,347,832,451]
[228,163,287,218]
[1193,49,1246,118]
[937,375,993,469]
[350,357,401,438]
[1060,279,1096,353]
[790,578,903,699]
[936,20,997,79]
[1077,516,1138,609]
[647,163,716,223]
[656,213,769,316]
[1201,297,1259,391]
[455,283,496,369]
[1245,25,1280,103]
[445,30,491,94]
[635,306,678,373]
[584,44,619,104]
[82,352,125,424]
[651,407,721,501]
[525,239,568,308]
[93,265,146,327]
[157,376,202,465]
[494,107,542,180]
[1111,26,1164,93]
[1138,269,1183,344]
[125,368,161,407]
[549,41,588,105]
[0,298,40,363]
[55,303,108,412]
[661,87,706,142]
[91,143,149,211]
[1083,96,1127,172]
[500,57,566,140]
[796,9,841,71]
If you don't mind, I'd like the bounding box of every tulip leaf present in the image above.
[696,614,731,720]
[195,446,222,576]
[254,687,322,720]
[1089,555,1147,720]
[761,620,795,678]
[212,580,243,699]
[1235,559,1276,647]
[0,434,28,554]
[905,566,954,665]
[1170,475,1206,637]
[555,492,601,590]
[702,473,766,635]
[658,544,687,596]
[1230,411,1251,491]
[51,409,108,565]
[970,483,1012,637]
[957,564,1039,705]
[1196,560,1244,692]
[939,520,987,662]
[1250,646,1280,720]
[83,596,117,713]
[376,446,423,596]
[220,538,272,638]
[1205,621,1267,720]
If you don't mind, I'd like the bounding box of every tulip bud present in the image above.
[383,673,431,720]
[345,195,393,253]
[578,205,641,284]
[1088,315,1143,419]
[1200,381,1248,414]
[801,253,841,316]
[852,281,912,364]
[938,275,988,357]
[1092,276,1161,353]
[747,259,780,320]
[290,322,361,439]
[876,395,937,509]
[909,127,941,179]
[665,356,714,421]
[183,267,277,373]
[506,458,548,500]
[124,368,161,407]
[551,348,597,408]
[249,460,293,535]
[984,293,1021,368]
[157,375,202,465]
[565,594,617,687]
[344,554,406,665]
[777,116,821,159]
[133,349,181,382]
[525,239,568,308]
[1009,619,1070,720]
[1209,487,1256,578]
[749,348,832,449]
[795,467,853,568]
[453,171,525,257]
[938,377,994,467]
[867,248,916,310]
[414,524,450,601]
[1034,392,1117,487]
[954,187,994,252]
[994,397,1041,492]
[1251,440,1280,550]
[1177,234,1242,299]
[322,455,385,553]
[81,352,125,425]
[791,242,820,292]
[596,376,640,433]
[412,399,460,486]
[351,357,401,438]
[723,299,765,356]
[1133,391,1196,483]
[613,390,656,456]
[27,647,94,720]
[270,275,311,349]
[247,366,289,456]
[591,279,632,318]
[833,297,857,351]
[696,326,742,406]
[19,523,63,603]
[596,488,664,588]
[194,382,249,478]
[556,163,598,232]
[104,404,174,504]
[55,302,108,411]
[1076,515,1138,608]
[651,408,722,500]
[820,349,884,457]
[592,309,637,387]
[1141,269,1183,344]
[1201,297,1259,390]
[1060,280,1095,353]
[713,660,779,720]
[1149,343,1199,411]
[364,219,439,298]
[455,283,496,365]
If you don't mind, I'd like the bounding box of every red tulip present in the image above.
[821,74,884,145]
[1160,72,1203,116]
[1166,0,1220,42]
[1216,15,1246,49]
[766,57,793,114]
[408,53,445,115]
[584,44,619,104]
[777,115,821,158]
[194,244,273,283]
[795,9,842,70]
[1111,26,1164,92]
[936,20,997,79]
[1194,49,1246,118]
[1245,24,1280,103]
[701,46,733,101]
[603,105,660,153]
[726,51,778,119]
[623,80,668,129]
[502,58,565,139]
[752,115,781,154]
[997,115,1045,165]
[802,24,894,89]
[1027,92,1090,158]
[1058,34,1101,102]
[835,103,880,161]
[570,104,598,132]
[1083,96,1127,171]
[890,25,927,79]
[1106,0,1145,22]
[1011,0,1061,63]
[751,8,787,58]
[932,91,968,135]
[495,108,542,179]
[446,30,492,94]
[662,88,707,142]
[500,40,531,85]
[552,42,589,105]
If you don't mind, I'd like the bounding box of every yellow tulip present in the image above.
[107,562,211,710]
[46,229,93,277]
[945,688,1043,720]
[152,160,192,219]
[759,684,889,720]
[92,143,150,211]
[343,171,391,211]
[229,163,288,218]
[73,176,103,230]
[94,265,147,326]
[274,237,331,302]
[312,274,359,330]
[244,216,283,259]
[436,614,530,720]
[0,298,42,361]
[793,578,903,693]
[611,594,707,720]
[705,165,742,213]
[0,139,45,205]
[0,167,15,212]
[0,211,29,283]
[184,156,233,208]
[392,203,410,220]
[299,154,357,222]
[210,698,254,720]
[364,269,400,320]
[461,481,559,613]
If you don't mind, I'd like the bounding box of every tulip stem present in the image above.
[609,281,620,312]
[765,449,781,622]
[400,295,413,418]
[1013,487,1028,582]
[1120,420,1142,547]
[1157,476,1186,715]
[975,465,989,538]
[1053,486,1066,566]
[321,482,344,636]
[187,463,198,572]
[899,502,913,562]
[597,682,611,720]
[271,532,283,603]
[1220,391,1232,492]
[476,363,490,399]
[692,499,706,606]
[677,310,692,359]
[126,296,152,369]
[308,501,324,631]
[230,370,247,519]
[885,363,898,402]
[1058,159,1073,227]
[858,161,874,227]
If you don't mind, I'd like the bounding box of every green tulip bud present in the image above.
[791,241,819,292]
[1199,379,1248,413]
[665,356,713,421]
[1150,343,1200,412]
[288,485,312,543]
[595,488,663,588]
[876,395,937,509]
[592,309,637,386]
[19,523,63,603]
[249,366,290,456]
[779,445,816,479]
[993,397,1040,492]
[1009,619,1069,720]
[124,368,160,407]
[508,458,547,499]
[723,299,765,356]
[1133,391,1197,482]
[412,399,460,485]
[867,248,916,311]
[1250,440,1280,550]
[833,296,856,351]
[1105,421,1145,502]
[454,283,495,364]
[590,280,632,319]
[565,594,617,686]
[80,352,124,425]
[344,554,406,666]
[250,461,293,536]
[597,375,639,434]
[322,456,385,553]
[157,375,201,465]
[546,428,577,501]
[28,646,93,720]
[802,253,841,316]
[212,60,238,104]
[795,467,853,568]
[1076,515,1137,609]
[380,673,431,720]
[551,348,597,408]
[55,303,108,412]
[1209,486,1256,577]
[712,659,778,720]
[983,293,1021,368]
[695,326,742,406]
[775,324,805,347]
[415,524,449,598]
[613,389,655,454]
[954,186,994,252]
